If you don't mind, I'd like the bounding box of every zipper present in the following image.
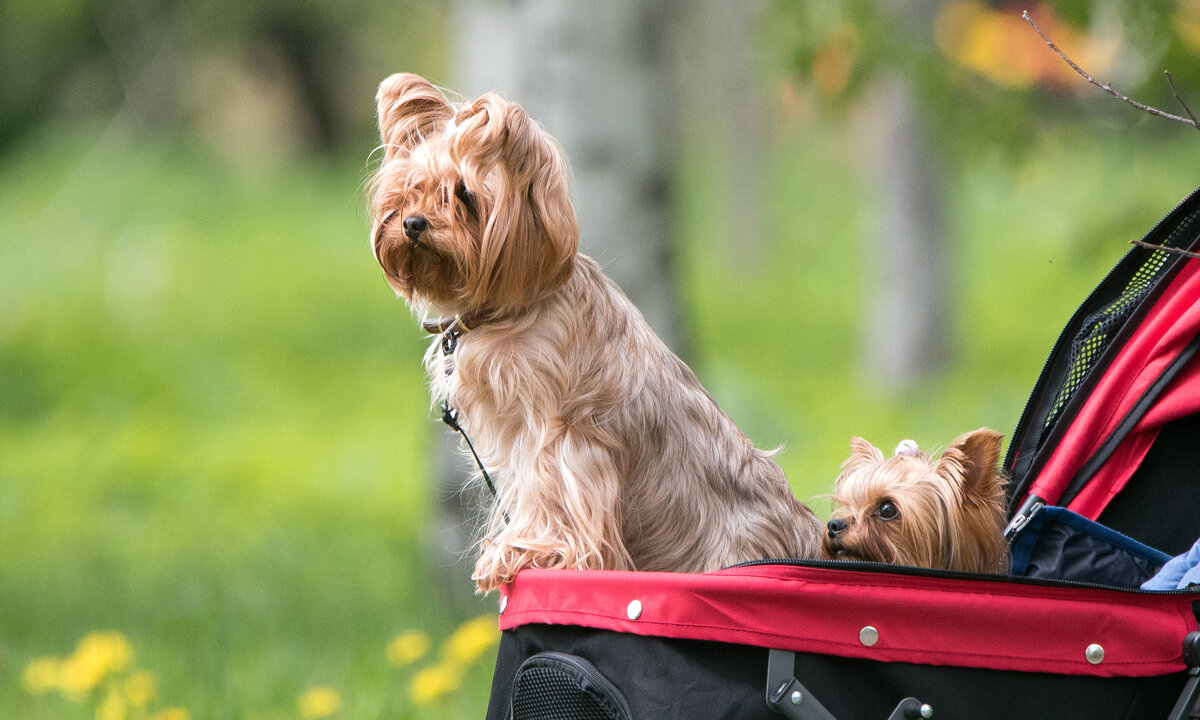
[1002,495,1045,540]
[726,556,1200,596]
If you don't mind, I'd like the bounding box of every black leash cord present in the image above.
[436,320,509,524]
[440,401,510,525]
[440,400,498,498]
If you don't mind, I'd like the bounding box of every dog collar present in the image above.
[421,314,482,336]
[422,314,487,357]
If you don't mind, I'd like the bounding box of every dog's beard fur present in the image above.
[369,73,822,593]
[823,429,1009,573]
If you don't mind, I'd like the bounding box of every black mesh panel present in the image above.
[510,652,632,720]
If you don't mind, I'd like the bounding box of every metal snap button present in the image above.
[860,626,880,647]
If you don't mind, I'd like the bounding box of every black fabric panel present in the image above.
[1098,414,1200,556]
[487,625,1188,720]
[1013,513,1167,587]
[487,625,767,720]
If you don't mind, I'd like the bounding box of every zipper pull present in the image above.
[1004,495,1046,541]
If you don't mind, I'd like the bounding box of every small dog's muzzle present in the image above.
[826,517,847,539]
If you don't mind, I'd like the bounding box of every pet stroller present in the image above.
[484,187,1200,720]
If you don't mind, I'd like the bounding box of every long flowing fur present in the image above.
[369,73,822,592]
[823,428,1009,573]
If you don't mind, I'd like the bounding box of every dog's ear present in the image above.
[841,437,885,477]
[450,94,579,313]
[936,428,1004,499]
[376,73,454,162]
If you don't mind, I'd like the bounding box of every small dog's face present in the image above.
[823,428,1008,573]
[369,73,578,318]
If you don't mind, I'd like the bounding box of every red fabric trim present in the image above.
[1026,260,1200,517]
[1071,355,1200,517]
[497,566,1198,678]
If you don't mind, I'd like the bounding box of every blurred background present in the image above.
[2,0,1198,717]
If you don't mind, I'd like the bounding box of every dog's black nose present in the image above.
[826,518,847,537]
[403,215,428,242]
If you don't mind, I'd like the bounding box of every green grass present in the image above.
[0,127,496,719]
[0,117,1197,718]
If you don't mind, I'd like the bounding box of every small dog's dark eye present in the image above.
[876,502,900,521]
[454,180,476,210]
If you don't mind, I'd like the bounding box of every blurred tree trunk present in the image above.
[453,0,685,346]
[855,0,949,390]
[856,73,949,388]
[673,0,768,267]
[428,0,687,594]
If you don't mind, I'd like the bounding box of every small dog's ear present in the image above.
[448,94,518,167]
[841,437,885,475]
[376,73,454,161]
[450,94,579,312]
[936,428,1004,498]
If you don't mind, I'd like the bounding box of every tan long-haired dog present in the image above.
[368,73,822,593]
[823,429,1009,573]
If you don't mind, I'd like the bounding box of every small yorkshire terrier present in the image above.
[823,428,1009,573]
[369,73,821,593]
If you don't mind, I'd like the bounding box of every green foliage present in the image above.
[762,0,1200,162]
[0,0,449,154]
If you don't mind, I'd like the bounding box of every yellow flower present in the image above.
[441,615,499,666]
[62,630,134,696]
[21,656,61,695]
[96,688,127,720]
[124,670,158,709]
[151,709,191,720]
[386,630,430,667]
[410,664,461,705]
[58,653,107,697]
[298,686,341,719]
[80,631,133,671]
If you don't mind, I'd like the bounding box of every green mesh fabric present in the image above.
[1043,206,1200,430]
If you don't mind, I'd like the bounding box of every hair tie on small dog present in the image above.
[894,439,921,457]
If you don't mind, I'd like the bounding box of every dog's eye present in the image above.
[454,180,477,211]
[875,501,900,521]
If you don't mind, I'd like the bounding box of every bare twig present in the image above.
[1021,10,1200,130]
[1165,70,1200,126]
[1131,239,1200,259]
